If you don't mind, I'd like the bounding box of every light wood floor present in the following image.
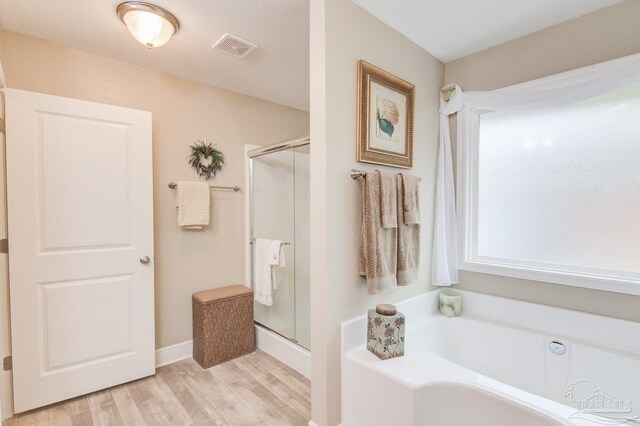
[3,350,310,426]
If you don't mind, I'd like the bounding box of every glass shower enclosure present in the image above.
[248,137,310,349]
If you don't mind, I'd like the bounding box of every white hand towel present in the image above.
[268,240,286,290]
[254,238,275,306]
[175,181,210,229]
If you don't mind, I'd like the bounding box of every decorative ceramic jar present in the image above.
[367,304,405,360]
[439,289,462,317]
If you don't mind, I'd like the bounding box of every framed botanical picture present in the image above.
[356,60,415,168]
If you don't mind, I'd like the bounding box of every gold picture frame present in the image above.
[357,60,415,169]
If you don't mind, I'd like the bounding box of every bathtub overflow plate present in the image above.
[549,340,566,356]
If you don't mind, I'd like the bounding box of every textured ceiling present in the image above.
[0,0,310,110]
[0,0,625,109]
[350,0,625,63]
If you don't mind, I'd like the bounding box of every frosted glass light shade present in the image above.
[117,2,179,48]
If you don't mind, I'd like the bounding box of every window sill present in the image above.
[459,258,640,297]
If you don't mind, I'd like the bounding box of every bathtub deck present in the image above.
[342,290,640,426]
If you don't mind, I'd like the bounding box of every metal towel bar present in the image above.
[249,238,291,245]
[168,181,241,192]
[350,169,421,181]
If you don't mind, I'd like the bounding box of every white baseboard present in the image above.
[308,421,319,426]
[157,330,312,379]
[154,326,313,376]
[255,325,310,378]
[155,340,193,368]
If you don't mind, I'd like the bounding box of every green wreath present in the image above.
[188,139,224,180]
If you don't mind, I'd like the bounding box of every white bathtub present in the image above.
[341,290,640,426]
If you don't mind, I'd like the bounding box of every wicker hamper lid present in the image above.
[192,285,252,304]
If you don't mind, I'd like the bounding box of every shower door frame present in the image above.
[247,137,310,348]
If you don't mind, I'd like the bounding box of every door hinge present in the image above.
[0,117,4,133]
[3,356,11,371]
[0,239,7,254]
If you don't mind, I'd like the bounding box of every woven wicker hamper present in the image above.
[192,285,255,369]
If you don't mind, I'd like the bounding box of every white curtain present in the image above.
[431,52,640,286]
[431,86,463,286]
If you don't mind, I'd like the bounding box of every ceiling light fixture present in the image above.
[116,2,180,49]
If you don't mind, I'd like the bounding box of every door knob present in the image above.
[139,256,151,265]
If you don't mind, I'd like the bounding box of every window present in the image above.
[458,83,640,294]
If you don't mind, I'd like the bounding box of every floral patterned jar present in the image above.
[367,304,405,360]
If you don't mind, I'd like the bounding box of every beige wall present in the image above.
[0,29,14,421]
[444,0,640,323]
[0,30,310,349]
[310,1,443,424]
[0,31,5,87]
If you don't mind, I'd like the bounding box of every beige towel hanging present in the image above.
[359,170,398,294]
[401,173,420,225]
[380,171,398,229]
[396,173,420,285]
[175,181,210,229]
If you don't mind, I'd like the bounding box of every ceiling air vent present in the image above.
[212,33,257,58]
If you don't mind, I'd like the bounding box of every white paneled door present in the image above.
[3,89,155,413]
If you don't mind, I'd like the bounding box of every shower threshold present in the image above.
[253,321,308,351]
